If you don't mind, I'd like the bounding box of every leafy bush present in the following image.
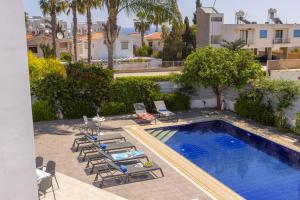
[60,52,72,62]
[28,51,67,87]
[110,78,160,112]
[235,92,275,126]
[33,74,68,107]
[135,46,152,57]
[66,62,113,106]
[161,93,190,111]
[101,102,127,116]
[62,100,96,119]
[32,100,56,122]
[152,51,162,58]
[296,113,300,134]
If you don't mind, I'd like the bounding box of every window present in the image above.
[240,30,248,42]
[294,30,300,37]
[28,46,38,53]
[260,30,268,38]
[121,42,129,50]
[211,17,222,22]
[149,42,153,47]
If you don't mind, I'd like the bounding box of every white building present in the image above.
[77,32,134,60]
[197,7,300,59]
[73,21,105,35]
[27,16,68,37]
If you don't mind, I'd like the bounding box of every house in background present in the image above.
[128,32,142,55]
[26,34,72,58]
[197,7,300,59]
[145,32,163,51]
[77,32,134,60]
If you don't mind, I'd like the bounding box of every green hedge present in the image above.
[161,93,190,111]
[235,94,275,126]
[62,100,96,119]
[109,78,160,112]
[32,100,56,122]
[116,75,175,82]
[101,102,127,116]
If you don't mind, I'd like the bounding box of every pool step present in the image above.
[149,129,177,143]
[160,130,176,143]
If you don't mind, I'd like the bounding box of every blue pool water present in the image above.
[148,120,300,200]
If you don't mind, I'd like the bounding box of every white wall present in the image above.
[270,69,300,81]
[0,1,37,200]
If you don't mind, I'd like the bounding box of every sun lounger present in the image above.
[86,149,148,173]
[72,131,126,152]
[133,103,156,124]
[94,161,164,187]
[154,100,177,121]
[78,139,136,161]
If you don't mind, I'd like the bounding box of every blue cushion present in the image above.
[120,165,128,173]
[159,109,167,112]
[91,136,97,141]
[99,144,107,149]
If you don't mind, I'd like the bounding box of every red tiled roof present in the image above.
[145,32,162,40]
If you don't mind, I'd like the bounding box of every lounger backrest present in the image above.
[154,101,167,111]
[98,150,114,160]
[107,161,123,172]
[133,103,147,114]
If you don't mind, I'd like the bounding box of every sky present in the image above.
[23,0,300,28]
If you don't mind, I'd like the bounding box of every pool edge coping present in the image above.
[122,119,245,200]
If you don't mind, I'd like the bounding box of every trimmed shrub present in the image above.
[62,100,96,119]
[101,102,127,116]
[32,100,56,122]
[116,75,175,82]
[110,78,160,112]
[136,46,152,57]
[152,51,162,58]
[60,52,72,62]
[161,93,190,111]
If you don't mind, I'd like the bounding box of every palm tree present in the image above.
[80,0,101,63]
[39,0,66,58]
[221,39,246,51]
[66,0,84,62]
[99,0,181,69]
[148,9,169,32]
[134,11,151,46]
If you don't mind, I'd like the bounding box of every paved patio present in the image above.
[34,112,212,200]
[34,110,300,200]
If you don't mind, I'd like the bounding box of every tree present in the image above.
[99,0,181,69]
[162,21,184,61]
[134,11,151,46]
[66,0,84,62]
[182,17,194,59]
[80,0,101,63]
[148,9,169,32]
[40,44,56,58]
[180,47,263,110]
[221,39,246,51]
[192,0,202,25]
[39,0,66,58]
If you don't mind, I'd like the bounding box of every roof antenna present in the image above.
[212,0,217,8]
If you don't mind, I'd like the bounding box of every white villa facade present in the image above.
[197,7,300,59]
[77,33,134,61]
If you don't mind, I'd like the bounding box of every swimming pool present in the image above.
[147,120,300,200]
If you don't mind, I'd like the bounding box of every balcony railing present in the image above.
[273,38,290,44]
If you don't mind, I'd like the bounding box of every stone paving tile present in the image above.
[34,117,211,200]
